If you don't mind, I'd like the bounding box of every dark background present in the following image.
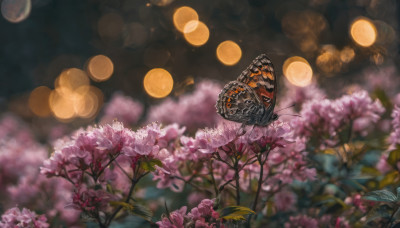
[0,0,399,117]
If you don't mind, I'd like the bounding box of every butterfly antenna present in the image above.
[275,103,296,113]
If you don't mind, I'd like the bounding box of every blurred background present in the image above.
[0,0,399,136]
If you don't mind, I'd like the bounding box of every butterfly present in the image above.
[216,54,278,126]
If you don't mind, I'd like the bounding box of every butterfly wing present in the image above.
[216,81,267,125]
[237,54,277,125]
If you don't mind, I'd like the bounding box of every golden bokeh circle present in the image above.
[350,17,377,47]
[49,89,76,121]
[74,86,101,118]
[56,68,90,95]
[340,46,355,63]
[283,56,313,87]
[87,55,114,82]
[173,6,199,33]
[216,41,242,66]
[183,21,209,46]
[143,68,174,98]
[28,86,51,117]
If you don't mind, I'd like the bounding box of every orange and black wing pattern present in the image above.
[237,54,277,113]
[216,54,278,126]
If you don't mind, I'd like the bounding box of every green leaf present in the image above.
[361,166,381,176]
[219,206,255,221]
[313,195,349,213]
[110,201,153,221]
[379,171,399,189]
[141,159,162,172]
[397,187,400,201]
[388,148,400,167]
[365,204,392,223]
[363,189,397,203]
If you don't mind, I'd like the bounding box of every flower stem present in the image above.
[251,155,264,212]
[104,174,141,227]
[234,157,241,205]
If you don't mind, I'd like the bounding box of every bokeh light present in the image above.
[316,45,342,74]
[281,11,327,53]
[183,21,209,46]
[28,86,51,117]
[73,86,103,118]
[216,41,242,66]
[1,0,31,23]
[143,68,174,98]
[55,68,90,95]
[340,46,355,63]
[87,55,114,82]
[173,6,199,33]
[350,17,377,47]
[49,89,76,121]
[283,56,313,87]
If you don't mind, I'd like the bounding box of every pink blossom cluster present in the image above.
[156,199,221,228]
[40,121,187,219]
[376,106,400,174]
[291,90,384,146]
[152,120,316,197]
[284,214,351,228]
[284,214,318,228]
[344,193,369,213]
[247,137,316,192]
[147,80,222,130]
[389,106,400,147]
[0,114,35,144]
[0,115,80,225]
[274,190,297,211]
[101,93,144,126]
[0,207,49,228]
[363,65,399,96]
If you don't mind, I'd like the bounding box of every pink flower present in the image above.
[156,206,187,228]
[389,106,400,146]
[195,122,241,154]
[245,120,292,153]
[335,216,350,228]
[101,92,144,126]
[363,65,399,96]
[345,194,368,213]
[188,199,214,220]
[285,214,318,228]
[291,90,384,147]
[41,122,135,180]
[156,199,219,228]
[0,207,49,228]
[376,153,391,174]
[274,190,297,211]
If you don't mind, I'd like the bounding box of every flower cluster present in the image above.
[284,214,318,228]
[157,199,220,228]
[0,207,49,228]
[101,93,144,126]
[0,115,79,225]
[389,105,400,147]
[147,80,222,130]
[291,90,384,147]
